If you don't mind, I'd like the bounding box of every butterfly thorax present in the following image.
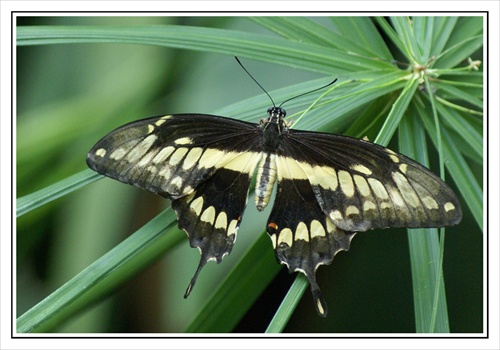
[254,107,288,211]
[260,107,287,152]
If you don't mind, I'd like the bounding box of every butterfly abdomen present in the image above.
[254,153,277,211]
[254,115,287,211]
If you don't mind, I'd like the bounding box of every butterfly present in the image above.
[86,99,462,317]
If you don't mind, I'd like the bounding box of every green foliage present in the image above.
[16,16,483,333]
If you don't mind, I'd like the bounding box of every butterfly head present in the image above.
[267,106,286,124]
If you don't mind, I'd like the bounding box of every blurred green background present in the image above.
[16,16,483,333]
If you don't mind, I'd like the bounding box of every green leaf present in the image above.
[407,228,450,332]
[434,81,483,109]
[184,232,281,333]
[250,17,339,47]
[17,169,101,217]
[435,104,482,159]
[374,74,420,146]
[16,25,394,74]
[399,110,450,333]
[265,274,309,333]
[417,103,483,230]
[17,209,182,333]
[390,17,424,62]
[329,17,394,59]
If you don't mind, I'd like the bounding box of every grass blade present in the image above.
[417,105,483,230]
[17,209,182,333]
[250,17,338,46]
[407,228,450,332]
[399,112,450,333]
[330,17,394,59]
[17,170,101,217]
[184,232,281,333]
[374,74,420,146]
[265,274,309,333]
[16,25,394,74]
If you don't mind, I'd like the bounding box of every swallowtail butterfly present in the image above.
[87,72,461,318]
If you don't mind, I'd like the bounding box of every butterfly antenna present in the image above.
[278,78,337,108]
[235,56,276,107]
[235,57,337,109]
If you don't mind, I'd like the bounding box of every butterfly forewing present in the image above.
[87,114,264,294]
[87,114,262,199]
[279,129,462,232]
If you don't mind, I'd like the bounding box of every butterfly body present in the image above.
[87,107,461,317]
[254,107,289,211]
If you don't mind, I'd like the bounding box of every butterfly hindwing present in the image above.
[172,166,257,297]
[266,173,356,316]
[280,129,462,232]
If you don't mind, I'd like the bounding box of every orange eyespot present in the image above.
[268,222,278,230]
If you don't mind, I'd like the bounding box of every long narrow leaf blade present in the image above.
[375,75,420,146]
[418,107,483,230]
[16,25,394,74]
[184,232,281,333]
[399,113,450,332]
[17,170,101,217]
[17,209,181,333]
[265,274,309,333]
